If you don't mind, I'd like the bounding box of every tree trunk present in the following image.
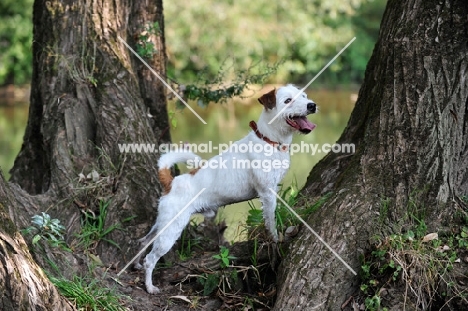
[0,175,75,310]
[8,0,169,262]
[274,0,468,309]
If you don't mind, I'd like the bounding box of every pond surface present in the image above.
[0,87,356,241]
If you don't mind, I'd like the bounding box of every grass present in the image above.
[176,220,203,261]
[246,181,331,240]
[75,200,122,251]
[359,196,468,310]
[49,275,129,311]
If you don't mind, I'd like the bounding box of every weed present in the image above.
[176,220,203,261]
[198,272,221,296]
[213,246,237,269]
[49,274,129,311]
[364,295,387,311]
[246,183,330,240]
[197,247,239,296]
[75,200,122,251]
[359,222,468,310]
[22,212,69,250]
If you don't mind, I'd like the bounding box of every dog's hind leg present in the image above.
[143,209,192,294]
[133,225,158,270]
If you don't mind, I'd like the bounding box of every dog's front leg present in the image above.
[259,193,279,242]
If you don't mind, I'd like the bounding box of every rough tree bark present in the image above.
[1,0,170,307]
[7,0,169,261]
[274,0,468,310]
[0,176,75,310]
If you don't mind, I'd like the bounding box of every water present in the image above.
[0,88,356,241]
[0,103,29,177]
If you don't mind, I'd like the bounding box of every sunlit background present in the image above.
[0,0,386,240]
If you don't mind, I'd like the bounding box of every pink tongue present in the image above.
[295,116,316,131]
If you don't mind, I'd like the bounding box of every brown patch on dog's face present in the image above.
[158,168,173,194]
[258,89,276,110]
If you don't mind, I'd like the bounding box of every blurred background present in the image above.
[0,0,386,239]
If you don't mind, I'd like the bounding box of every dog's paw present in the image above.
[146,284,161,294]
[134,263,143,270]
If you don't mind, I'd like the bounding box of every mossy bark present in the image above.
[0,175,75,311]
[0,0,169,307]
[274,0,468,309]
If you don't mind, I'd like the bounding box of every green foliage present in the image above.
[198,272,221,296]
[49,275,129,311]
[197,247,240,296]
[75,200,121,251]
[0,0,33,84]
[176,220,203,261]
[135,22,161,59]
[213,246,237,269]
[359,218,468,309]
[246,182,330,238]
[0,0,386,86]
[198,268,241,296]
[165,0,386,85]
[22,212,69,250]
[364,295,387,311]
[179,61,280,107]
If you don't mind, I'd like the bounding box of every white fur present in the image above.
[137,84,316,294]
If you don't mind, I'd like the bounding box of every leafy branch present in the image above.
[174,60,281,108]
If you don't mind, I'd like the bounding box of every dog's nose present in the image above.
[307,102,316,113]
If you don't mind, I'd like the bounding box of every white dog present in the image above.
[136,84,317,294]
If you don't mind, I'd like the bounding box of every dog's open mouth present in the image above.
[286,116,316,134]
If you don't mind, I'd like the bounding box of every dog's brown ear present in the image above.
[258,89,276,110]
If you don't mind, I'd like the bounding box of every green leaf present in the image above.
[32,234,41,245]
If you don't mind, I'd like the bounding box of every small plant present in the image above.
[75,200,121,251]
[197,247,239,296]
[213,246,237,269]
[365,295,387,311]
[198,272,221,296]
[49,275,129,311]
[246,182,330,239]
[136,22,160,58]
[22,212,69,249]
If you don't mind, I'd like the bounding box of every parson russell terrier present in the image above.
[135,84,317,294]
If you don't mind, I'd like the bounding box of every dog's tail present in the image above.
[158,151,201,193]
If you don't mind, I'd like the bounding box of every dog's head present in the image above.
[258,84,317,134]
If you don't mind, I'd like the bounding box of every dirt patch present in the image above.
[98,243,279,310]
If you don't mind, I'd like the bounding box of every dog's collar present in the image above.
[249,121,289,152]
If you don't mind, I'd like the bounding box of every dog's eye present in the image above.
[285,98,292,104]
